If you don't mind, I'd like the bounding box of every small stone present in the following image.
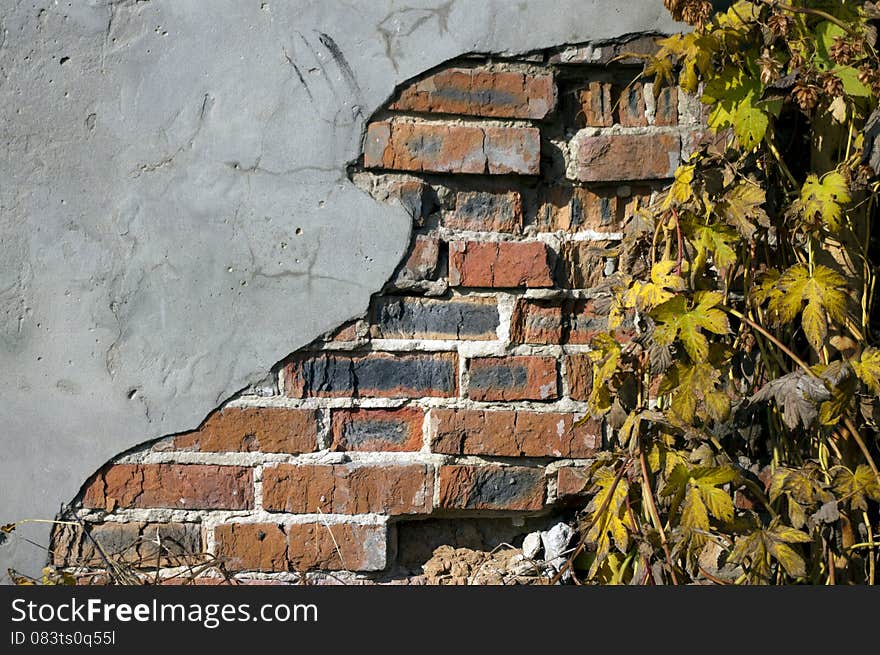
[541,522,574,562]
[522,531,543,559]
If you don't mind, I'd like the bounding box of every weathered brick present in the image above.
[445,190,523,233]
[393,235,440,285]
[287,522,387,572]
[556,466,590,498]
[558,240,616,289]
[52,522,202,567]
[576,81,614,127]
[82,464,254,511]
[262,463,433,515]
[566,299,609,344]
[214,523,289,572]
[364,121,540,175]
[537,185,627,232]
[330,407,424,452]
[284,352,458,398]
[429,409,601,458]
[448,241,554,288]
[569,132,680,181]
[653,85,678,126]
[510,299,564,344]
[386,176,437,225]
[618,82,648,127]
[565,354,594,401]
[389,67,556,119]
[172,407,319,454]
[438,465,546,511]
[370,295,499,340]
[467,356,558,401]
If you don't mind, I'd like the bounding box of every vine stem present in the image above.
[724,306,880,486]
[639,449,679,585]
[762,0,857,34]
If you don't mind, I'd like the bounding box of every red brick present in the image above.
[364,121,540,175]
[82,464,253,511]
[576,81,614,127]
[467,356,558,401]
[389,67,556,119]
[618,82,648,127]
[214,523,289,572]
[448,241,554,288]
[262,463,433,515]
[559,241,616,289]
[566,299,609,344]
[52,522,202,567]
[172,407,319,454]
[570,132,680,181]
[445,190,523,233]
[653,85,679,126]
[214,522,388,572]
[538,185,642,232]
[556,466,590,498]
[286,523,387,572]
[284,352,458,398]
[510,299,562,344]
[394,235,440,285]
[566,354,594,401]
[428,409,601,458]
[438,465,546,511]
[330,407,424,452]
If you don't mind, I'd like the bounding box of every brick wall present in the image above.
[52,37,709,584]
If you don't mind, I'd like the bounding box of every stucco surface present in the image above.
[0,0,680,581]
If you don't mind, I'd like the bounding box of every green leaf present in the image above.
[799,172,851,232]
[766,264,848,352]
[692,224,738,274]
[732,94,769,150]
[681,486,710,533]
[833,66,871,97]
[852,348,880,394]
[652,291,731,362]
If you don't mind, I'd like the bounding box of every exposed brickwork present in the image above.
[262,463,433,515]
[284,352,458,398]
[330,407,425,452]
[448,241,554,288]
[467,356,558,401]
[438,465,546,511]
[370,295,499,340]
[172,407,319,453]
[52,522,202,567]
[82,464,253,511]
[570,132,680,181]
[556,466,590,499]
[429,409,601,457]
[446,190,523,232]
[389,67,556,119]
[364,122,541,175]
[58,40,708,582]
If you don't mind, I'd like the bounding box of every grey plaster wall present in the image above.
[0,0,680,582]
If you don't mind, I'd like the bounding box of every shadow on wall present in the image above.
[46,34,709,585]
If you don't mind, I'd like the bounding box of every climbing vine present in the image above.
[568,0,880,584]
